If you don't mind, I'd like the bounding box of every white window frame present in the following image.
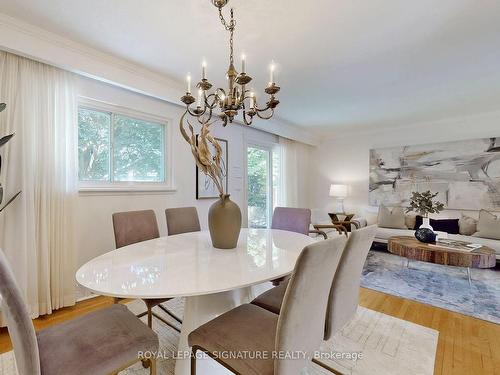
[77,97,175,193]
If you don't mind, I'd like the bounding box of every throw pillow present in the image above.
[414,215,460,234]
[378,205,407,229]
[459,214,477,236]
[472,210,500,240]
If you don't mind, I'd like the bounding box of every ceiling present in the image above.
[1,0,500,133]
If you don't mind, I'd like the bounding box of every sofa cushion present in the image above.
[375,227,415,241]
[378,206,407,229]
[414,216,460,234]
[405,214,417,230]
[473,210,500,240]
[459,214,477,236]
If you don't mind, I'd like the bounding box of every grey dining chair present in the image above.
[270,207,326,285]
[0,249,158,375]
[188,235,347,375]
[165,206,201,236]
[112,210,182,331]
[251,225,377,371]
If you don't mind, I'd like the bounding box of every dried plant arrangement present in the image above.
[179,111,225,196]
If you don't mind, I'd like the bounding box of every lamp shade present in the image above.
[329,184,348,197]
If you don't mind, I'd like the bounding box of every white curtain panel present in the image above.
[0,51,77,320]
[278,137,299,207]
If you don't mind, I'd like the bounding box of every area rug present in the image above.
[362,250,500,324]
[0,299,437,375]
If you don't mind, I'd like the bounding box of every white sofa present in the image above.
[374,227,500,260]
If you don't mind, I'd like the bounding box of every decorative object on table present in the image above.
[0,103,21,214]
[413,216,459,234]
[369,137,500,210]
[179,0,280,127]
[414,228,437,243]
[196,137,228,199]
[180,120,241,248]
[329,184,349,213]
[405,190,444,230]
[178,0,280,249]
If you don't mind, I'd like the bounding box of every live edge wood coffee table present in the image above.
[388,236,496,286]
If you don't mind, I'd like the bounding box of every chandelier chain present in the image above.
[218,7,236,65]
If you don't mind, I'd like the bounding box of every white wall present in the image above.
[75,76,286,279]
[309,110,500,224]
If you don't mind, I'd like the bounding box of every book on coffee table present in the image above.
[429,239,482,252]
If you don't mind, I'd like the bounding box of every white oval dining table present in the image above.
[76,228,316,375]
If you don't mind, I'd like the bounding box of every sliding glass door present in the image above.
[247,144,281,228]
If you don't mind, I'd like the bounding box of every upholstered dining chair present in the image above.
[188,235,347,375]
[165,206,201,236]
[112,209,181,332]
[270,207,326,285]
[0,249,159,375]
[251,225,377,372]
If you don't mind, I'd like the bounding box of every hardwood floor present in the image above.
[0,289,498,374]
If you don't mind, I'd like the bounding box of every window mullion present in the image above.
[110,112,114,183]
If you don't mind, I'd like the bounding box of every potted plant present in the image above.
[0,103,21,213]
[406,190,444,230]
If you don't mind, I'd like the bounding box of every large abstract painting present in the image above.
[369,138,500,210]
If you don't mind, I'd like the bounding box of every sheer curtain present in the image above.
[278,137,299,207]
[0,51,77,319]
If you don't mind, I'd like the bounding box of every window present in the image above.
[246,143,282,228]
[78,102,171,191]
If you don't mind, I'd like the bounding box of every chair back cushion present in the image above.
[324,225,377,340]
[275,236,347,374]
[112,210,159,248]
[271,207,311,235]
[165,207,201,236]
[0,250,41,375]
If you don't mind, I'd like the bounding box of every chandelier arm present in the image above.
[186,105,206,117]
[256,107,274,120]
[242,110,253,126]
[205,93,219,109]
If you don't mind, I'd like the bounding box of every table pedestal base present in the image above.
[174,283,272,375]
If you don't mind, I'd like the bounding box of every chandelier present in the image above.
[180,0,280,126]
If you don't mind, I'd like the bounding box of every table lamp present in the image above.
[329,184,349,213]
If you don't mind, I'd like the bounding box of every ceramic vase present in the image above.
[419,216,434,231]
[208,194,242,249]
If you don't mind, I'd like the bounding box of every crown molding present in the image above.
[0,12,319,146]
[0,12,184,104]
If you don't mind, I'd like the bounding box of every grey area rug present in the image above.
[0,299,437,375]
[362,250,500,324]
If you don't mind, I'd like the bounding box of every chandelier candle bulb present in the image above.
[187,75,191,93]
[241,54,246,74]
[250,92,255,109]
[197,89,203,107]
[202,61,207,80]
[270,62,275,84]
